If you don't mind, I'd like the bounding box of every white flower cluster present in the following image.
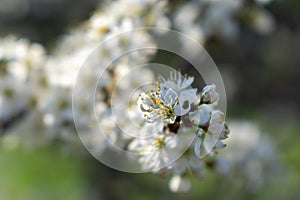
[0,36,46,122]
[129,71,229,192]
[0,36,52,147]
[172,0,275,48]
[219,121,278,194]
[1,0,166,147]
[0,0,276,193]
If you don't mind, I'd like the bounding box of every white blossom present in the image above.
[169,175,191,193]
[201,84,219,104]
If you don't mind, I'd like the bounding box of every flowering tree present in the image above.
[0,0,277,194]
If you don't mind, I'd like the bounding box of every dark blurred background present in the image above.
[0,0,98,49]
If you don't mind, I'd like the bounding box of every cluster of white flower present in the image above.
[0,36,51,147]
[219,121,278,194]
[128,71,229,192]
[0,0,277,193]
[172,0,275,47]
[0,36,46,122]
[2,0,165,147]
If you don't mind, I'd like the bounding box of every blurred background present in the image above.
[0,0,299,199]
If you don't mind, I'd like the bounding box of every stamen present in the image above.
[155,97,160,104]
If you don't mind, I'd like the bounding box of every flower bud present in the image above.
[201,84,219,104]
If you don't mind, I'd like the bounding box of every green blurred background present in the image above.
[0,0,299,199]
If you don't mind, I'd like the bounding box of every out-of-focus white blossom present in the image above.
[172,0,275,46]
[250,9,275,35]
[219,121,278,193]
[0,36,47,122]
[169,175,191,193]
